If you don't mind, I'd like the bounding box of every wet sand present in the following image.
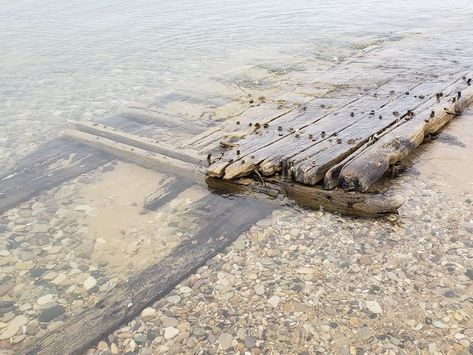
[414,110,473,194]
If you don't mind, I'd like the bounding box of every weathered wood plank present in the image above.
[21,195,272,355]
[63,130,204,184]
[74,121,203,165]
[208,76,397,178]
[0,138,112,215]
[333,75,473,191]
[210,79,409,179]
[290,79,454,185]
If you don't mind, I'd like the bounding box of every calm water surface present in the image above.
[1,1,473,350]
[1,0,473,169]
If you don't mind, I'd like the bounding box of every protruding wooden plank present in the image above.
[63,130,204,183]
[21,195,272,355]
[333,76,473,191]
[0,138,112,215]
[75,121,203,165]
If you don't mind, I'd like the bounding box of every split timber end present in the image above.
[206,71,473,195]
[206,177,404,217]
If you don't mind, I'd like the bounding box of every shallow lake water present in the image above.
[1,0,473,168]
[1,0,473,352]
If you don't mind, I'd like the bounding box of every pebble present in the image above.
[365,300,382,314]
[38,305,65,323]
[83,276,97,291]
[161,316,178,328]
[141,308,156,322]
[244,335,256,348]
[218,333,233,350]
[164,327,179,340]
[254,284,265,295]
[268,295,280,308]
[0,315,28,340]
[37,294,55,306]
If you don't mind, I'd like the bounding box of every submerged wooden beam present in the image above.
[64,129,204,184]
[122,106,208,135]
[74,121,203,165]
[0,138,112,215]
[144,176,194,210]
[206,177,404,217]
[21,195,272,355]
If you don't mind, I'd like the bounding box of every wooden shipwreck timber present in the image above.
[61,71,473,217]
[3,71,471,220]
[0,61,470,353]
[206,73,473,194]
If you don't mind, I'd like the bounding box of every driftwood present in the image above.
[21,194,272,355]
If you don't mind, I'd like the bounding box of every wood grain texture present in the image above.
[334,76,473,191]
[206,72,473,191]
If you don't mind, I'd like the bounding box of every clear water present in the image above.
[1,0,473,169]
[1,1,473,350]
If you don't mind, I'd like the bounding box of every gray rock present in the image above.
[134,334,147,344]
[244,335,256,348]
[38,305,65,323]
[192,327,206,337]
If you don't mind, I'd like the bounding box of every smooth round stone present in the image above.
[83,276,97,291]
[268,295,280,308]
[218,333,233,350]
[0,315,28,340]
[141,308,156,322]
[37,294,55,306]
[164,327,179,340]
